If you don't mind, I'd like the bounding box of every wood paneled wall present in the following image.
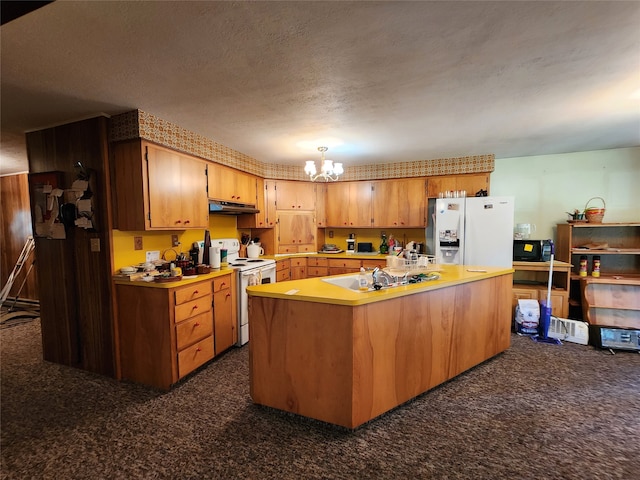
[0,173,38,300]
[26,116,116,377]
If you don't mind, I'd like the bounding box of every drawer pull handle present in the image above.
[226,293,231,299]
[194,290,199,294]
[192,305,198,310]
[196,347,201,352]
[221,282,226,287]
[184,220,191,225]
[194,322,200,327]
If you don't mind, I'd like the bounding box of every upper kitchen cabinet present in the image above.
[207,163,258,206]
[372,178,427,227]
[426,173,490,198]
[326,181,372,227]
[275,180,315,210]
[112,140,209,230]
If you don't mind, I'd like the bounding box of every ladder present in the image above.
[0,235,36,308]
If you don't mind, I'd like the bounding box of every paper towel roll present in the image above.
[210,246,221,269]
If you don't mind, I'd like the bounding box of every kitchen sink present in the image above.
[322,274,374,292]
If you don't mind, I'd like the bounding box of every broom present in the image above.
[533,240,562,345]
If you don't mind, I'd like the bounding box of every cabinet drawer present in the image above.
[175,295,212,323]
[276,269,290,282]
[278,245,298,254]
[328,259,361,269]
[213,275,232,293]
[174,282,212,305]
[276,259,290,271]
[297,244,316,253]
[290,258,307,267]
[177,336,214,379]
[307,267,329,277]
[308,257,328,267]
[175,311,213,350]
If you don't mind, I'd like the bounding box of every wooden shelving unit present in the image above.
[556,222,640,324]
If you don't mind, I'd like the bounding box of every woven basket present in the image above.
[584,197,605,223]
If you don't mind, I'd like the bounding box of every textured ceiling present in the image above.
[1,1,639,176]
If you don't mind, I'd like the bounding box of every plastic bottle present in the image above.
[592,256,601,277]
[579,256,588,277]
[358,267,368,291]
[379,234,389,254]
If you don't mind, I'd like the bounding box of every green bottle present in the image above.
[379,234,389,254]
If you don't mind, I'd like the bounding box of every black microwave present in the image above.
[513,239,552,262]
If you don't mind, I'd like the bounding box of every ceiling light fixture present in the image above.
[304,146,344,182]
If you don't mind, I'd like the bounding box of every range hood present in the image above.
[209,200,260,215]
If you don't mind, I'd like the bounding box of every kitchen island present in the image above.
[247,265,513,428]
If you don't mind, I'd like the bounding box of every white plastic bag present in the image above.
[515,299,540,335]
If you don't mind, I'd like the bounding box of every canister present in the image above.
[210,246,221,269]
[220,248,228,267]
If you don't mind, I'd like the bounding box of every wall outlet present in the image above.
[134,236,143,250]
[90,238,101,252]
[146,250,160,262]
[171,234,180,247]
[329,230,334,238]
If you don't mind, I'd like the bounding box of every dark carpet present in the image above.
[1,319,638,479]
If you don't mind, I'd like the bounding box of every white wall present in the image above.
[491,147,640,241]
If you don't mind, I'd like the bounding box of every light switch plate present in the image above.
[90,238,100,252]
[146,250,160,262]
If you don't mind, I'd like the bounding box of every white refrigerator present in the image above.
[432,196,514,268]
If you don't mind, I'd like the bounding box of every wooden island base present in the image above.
[249,273,512,429]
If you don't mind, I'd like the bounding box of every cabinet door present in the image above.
[278,211,316,250]
[235,172,257,205]
[348,182,372,227]
[371,180,399,227]
[265,180,277,227]
[315,184,327,227]
[146,145,183,228]
[400,178,427,227]
[180,156,209,228]
[326,183,350,226]
[214,286,235,354]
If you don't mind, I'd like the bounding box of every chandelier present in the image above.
[304,147,344,182]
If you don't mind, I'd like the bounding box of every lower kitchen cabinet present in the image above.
[290,257,307,280]
[512,261,571,319]
[115,274,236,390]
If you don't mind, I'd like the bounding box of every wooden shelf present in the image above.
[571,248,640,255]
[556,222,640,324]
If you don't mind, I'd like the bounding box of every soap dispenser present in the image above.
[358,267,369,291]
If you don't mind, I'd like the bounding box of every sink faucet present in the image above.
[372,266,396,288]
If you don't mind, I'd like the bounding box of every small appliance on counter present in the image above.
[513,239,552,262]
[346,233,356,253]
[357,242,373,253]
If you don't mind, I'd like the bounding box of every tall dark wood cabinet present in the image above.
[26,116,116,377]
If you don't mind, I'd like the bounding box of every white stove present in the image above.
[210,239,276,346]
